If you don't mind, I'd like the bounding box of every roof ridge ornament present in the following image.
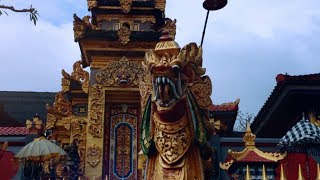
[243,122,256,147]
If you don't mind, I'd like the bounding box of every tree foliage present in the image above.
[0,2,39,25]
[234,111,254,132]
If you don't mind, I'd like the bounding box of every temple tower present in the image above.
[73,0,168,178]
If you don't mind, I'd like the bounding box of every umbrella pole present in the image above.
[31,162,34,179]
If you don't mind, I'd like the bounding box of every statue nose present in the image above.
[203,0,228,11]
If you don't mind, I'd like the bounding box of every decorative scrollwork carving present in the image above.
[46,92,72,117]
[87,144,102,167]
[189,76,212,109]
[161,18,176,40]
[95,56,144,87]
[155,0,166,11]
[73,14,101,42]
[71,118,87,173]
[87,0,97,10]
[117,25,131,45]
[45,113,59,130]
[119,0,133,13]
[88,85,104,137]
[62,61,89,93]
[154,126,191,164]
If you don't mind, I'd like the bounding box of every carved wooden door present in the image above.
[104,104,139,180]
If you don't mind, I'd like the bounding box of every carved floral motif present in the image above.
[71,119,87,173]
[87,144,102,167]
[87,0,97,10]
[161,18,176,40]
[154,127,191,164]
[88,85,104,137]
[46,92,72,117]
[73,14,101,42]
[62,61,89,93]
[155,0,166,11]
[119,0,133,13]
[189,76,212,109]
[117,25,131,45]
[95,57,143,87]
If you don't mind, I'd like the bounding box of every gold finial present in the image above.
[243,122,256,147]
[262,164,268,180]
[245,164,251,180]
[316,164,320,180]
[298,164,305,180]
[279,164,287,180]
[154,31,180,57]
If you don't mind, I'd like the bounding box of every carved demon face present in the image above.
[115,67,134,86]
[143,43,205,114]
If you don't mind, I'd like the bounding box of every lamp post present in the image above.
[201,0,228,46]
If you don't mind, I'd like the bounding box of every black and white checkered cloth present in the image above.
[277,119,320,149]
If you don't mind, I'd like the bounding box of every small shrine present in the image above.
[220,123,286,179]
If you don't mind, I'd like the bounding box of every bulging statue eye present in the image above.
[172,65,180,75]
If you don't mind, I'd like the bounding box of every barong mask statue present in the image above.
[140,32,216,180]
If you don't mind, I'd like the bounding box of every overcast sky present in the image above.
[0,0,319,116]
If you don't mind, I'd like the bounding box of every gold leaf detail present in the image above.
[88,85,104,137]
[117,25,131,45]
[119,0,133,13]
[87,144,101,167]
[95,56,143,87]
[87,0,97,10]
[155,0,166,11]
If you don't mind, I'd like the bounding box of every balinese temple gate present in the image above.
[44,0,212,179]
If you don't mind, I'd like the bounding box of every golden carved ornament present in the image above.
[154,127,191,164]
[119,0,133,13]
[95,56,144,87]
[161,18,176,40]
[71,118,87,173]
[153,112,192,164]
[62,61,89,93]
[61,69,71,93]
[87,0,97,10]
[219,159,234,170]
[87,144,102,167]
[139,74,152,112]
[155,0,166,11]
[73,14,101,42]
[117,25,131,45]
[96,15,156,25]
[243,122,256,147]
[189,76,212,109]
[88,85,104,137]
[46,92,72,117]
[45,113,59,129]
